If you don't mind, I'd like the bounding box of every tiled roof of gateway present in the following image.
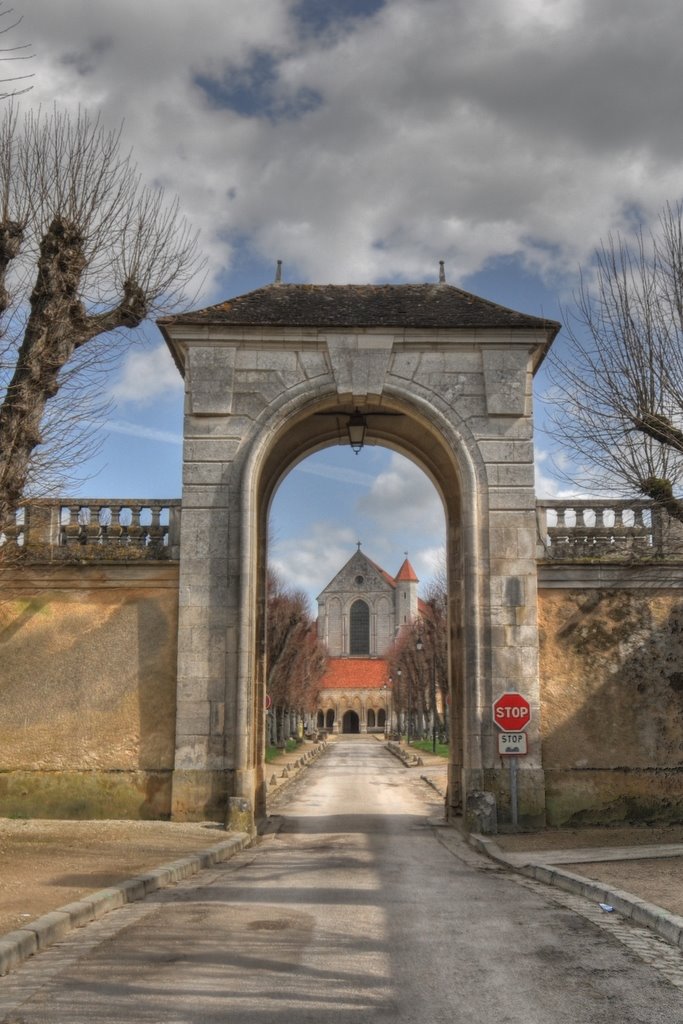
[319,658,390,690]
[159,283,560,332]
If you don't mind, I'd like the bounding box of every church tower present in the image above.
[394,556,419,631]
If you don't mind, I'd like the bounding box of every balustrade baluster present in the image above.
[61,505,81,546]
[85,505,101,544]
[128,505,144,546]
[107,506,122,543]
[148,505,163,545]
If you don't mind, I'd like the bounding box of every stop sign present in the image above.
[493,692,531,732]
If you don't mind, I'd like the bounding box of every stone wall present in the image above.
[3,552,683,828]
[0,563,179,819]
[538,566,683,826]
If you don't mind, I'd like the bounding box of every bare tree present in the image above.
[0,4,33,100]
[546,202,683,520]
[387,558,449,743]
[0,105,202,530]
[266,570,326,745]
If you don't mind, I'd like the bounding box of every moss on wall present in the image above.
[0,770,172,819]
[539,587,683,825]
[0,565,178,818]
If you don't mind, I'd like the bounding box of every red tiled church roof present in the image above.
[319,658,390,690]
[364,555,397,589]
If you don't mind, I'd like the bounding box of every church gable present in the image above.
[317,546,394,603]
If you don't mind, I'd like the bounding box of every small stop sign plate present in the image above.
[493,692,531,732]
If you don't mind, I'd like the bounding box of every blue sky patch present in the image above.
[293,0,386,37]
[195,51,322,121]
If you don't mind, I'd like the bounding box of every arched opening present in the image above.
[377,708,386,728]
[316,710,324,729]
[342,709,360,734]
[255,394,468,827]
[367,708,376,728]
[325,708,335,729]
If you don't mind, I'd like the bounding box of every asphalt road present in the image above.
[0,738,681,1023]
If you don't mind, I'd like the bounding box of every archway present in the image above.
[253,397,474,823]
[160,281,557,833]
[342,710,360,734]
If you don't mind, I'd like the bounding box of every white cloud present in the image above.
[19,0,683,298]
[293,460,377,488]
[269,521,359,607]
[110,345,184,404]
[357,453,445,535]
[100,419,182,446]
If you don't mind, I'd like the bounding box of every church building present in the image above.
[314,545,423,734]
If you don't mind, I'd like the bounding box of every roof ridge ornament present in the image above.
[274,259,283,284]
[439,260,446,284]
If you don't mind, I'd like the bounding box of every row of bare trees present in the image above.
[266,570,327,747]
[388,572,449,744]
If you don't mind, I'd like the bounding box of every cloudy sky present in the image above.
[15,0,683,606]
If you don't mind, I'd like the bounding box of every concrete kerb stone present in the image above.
[0,832,251,978]
[0,930,38,976]
[385,741,413,766]
[467,831,683,951]
[55,899,98,929]
[23,911,73,951]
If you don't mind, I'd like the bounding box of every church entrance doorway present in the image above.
[342,710,360,734]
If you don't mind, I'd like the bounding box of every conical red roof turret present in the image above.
[395,557,418,583]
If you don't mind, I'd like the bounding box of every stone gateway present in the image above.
[158,281,559,832]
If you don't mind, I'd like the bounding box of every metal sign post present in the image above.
[493,690,531,829]
[510,758,518,828]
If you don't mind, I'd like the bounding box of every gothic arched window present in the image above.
[350,599,370,654]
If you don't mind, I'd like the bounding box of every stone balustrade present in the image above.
[536,499,683,560]
[5,495,683,564]
[2,499,180,560]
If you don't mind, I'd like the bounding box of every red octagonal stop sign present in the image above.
[493,692,531,732]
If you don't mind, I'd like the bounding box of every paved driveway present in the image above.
[0,738,681,1023]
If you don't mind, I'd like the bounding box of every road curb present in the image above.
[467,832,683,951]
[0,832,252,978]
[385,741,423,767]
